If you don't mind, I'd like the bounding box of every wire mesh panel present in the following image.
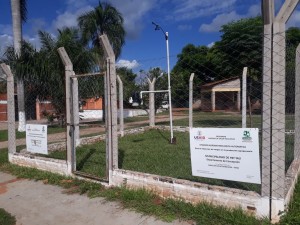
[20,76,68,160]
[73,74,107,180]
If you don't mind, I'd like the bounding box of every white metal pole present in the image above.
[166,32,174,143]
[242,67,247,128]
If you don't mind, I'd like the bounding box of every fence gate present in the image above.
[69,72,108,181]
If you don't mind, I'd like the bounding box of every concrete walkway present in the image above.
[0,172,189,225]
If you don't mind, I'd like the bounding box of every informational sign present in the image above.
[190,128,261,184]
[26,124,48,154]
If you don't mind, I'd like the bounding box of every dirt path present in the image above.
[0,114,189,149]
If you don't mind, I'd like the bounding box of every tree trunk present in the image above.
[11,0,26,132]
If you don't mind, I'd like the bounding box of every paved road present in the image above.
[0,172,190,225]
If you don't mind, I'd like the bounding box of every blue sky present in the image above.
[1,0,300,72]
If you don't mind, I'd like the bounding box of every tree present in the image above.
[78,2,126,121]
[10,0,27,131]
[139,67,168,112]
[78,2,125,60]
[116,67,137,107]
[172,44,214,107]
[25,28,96,123]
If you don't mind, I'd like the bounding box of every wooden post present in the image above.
[99,34,118,180]
[147,77,156,127]
[57,47,75,174]
[189,73,194,128]
[117,75,124,137]
[242,67,247,128]
[1,63,16,156]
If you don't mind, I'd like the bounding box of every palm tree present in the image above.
[10,0,27,131]
[78,2,125,121]
[33,28,96,123]
[77,2,125,60]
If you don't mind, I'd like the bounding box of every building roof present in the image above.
[201,76,240,90]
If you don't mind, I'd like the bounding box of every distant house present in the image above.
[0,94,7,121]
[201,77,241,112]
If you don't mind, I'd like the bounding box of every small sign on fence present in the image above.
[190,128,261,184]
[26,124,48,154]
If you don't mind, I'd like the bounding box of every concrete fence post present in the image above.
[189,73,194,128]
[1,63,16,157]
[99,34,118,182]
[295,44,300,159]
[57,47,75,174]
[147,77,156,127]
[261,0,274,204]
[242,67,247,128]
[72,74,80,146]
[117,75,124,137]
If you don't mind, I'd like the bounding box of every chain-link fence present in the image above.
[1,11,300,221]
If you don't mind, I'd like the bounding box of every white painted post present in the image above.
[1,64,16,156]
[261,0,274,201]
[147,77,156,127]
[117,75,124,137]
[57,47,75,174]
[189,73,194,128]
[211,91,215,111]
[242,67,247,128]
[72,75,80,146]
[99,34,118,178]
[270,0,298,221]
[237,91,241,111]
[295,44,300,159]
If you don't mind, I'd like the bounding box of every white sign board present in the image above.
[190,128,261,184]
[26,124,48,154]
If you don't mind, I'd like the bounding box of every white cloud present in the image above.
[52,5,93,30]
[177,24,192,31]
[108,0,157,39]
[200,11,241,33]
[170,0,237,21]
[199,3,260,33]
[207,42,215,48]
[116,59,139,69]
[0,34,13,57]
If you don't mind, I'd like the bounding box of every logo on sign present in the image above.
[194,130,205,140]
[242,131,252,142]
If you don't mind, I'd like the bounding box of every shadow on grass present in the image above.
[77,148,96,170]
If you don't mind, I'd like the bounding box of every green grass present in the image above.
[0,148,268,225]
[48,129,260,192]
[0,208,16,225]
[278,177,300,225]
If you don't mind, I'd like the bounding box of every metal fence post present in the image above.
[1,63,16,157]
[57,47,75,174]
[147,77,156,127]
[117,75,124,137]
[99,34,118,181]
[189,73,194,128]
